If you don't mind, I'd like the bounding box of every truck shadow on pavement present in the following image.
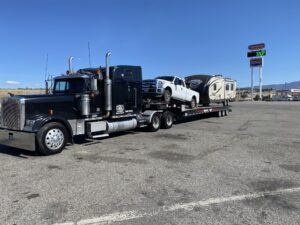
[0,144,37,158]
[73,130,140,145]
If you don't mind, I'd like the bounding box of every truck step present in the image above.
[91,134,109,139]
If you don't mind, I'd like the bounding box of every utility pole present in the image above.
[259,62,263,100]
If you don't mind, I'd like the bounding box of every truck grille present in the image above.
[142,80,157,93]
[0,97,24,130]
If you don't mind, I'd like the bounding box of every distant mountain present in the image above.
[242,81,300,90]
[261,81,300,90]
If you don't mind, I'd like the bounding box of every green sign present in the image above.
[247,49,266,57]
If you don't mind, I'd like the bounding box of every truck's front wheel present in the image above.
[37,122,68,155]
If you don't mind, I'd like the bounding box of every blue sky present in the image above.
[0,0,299,88]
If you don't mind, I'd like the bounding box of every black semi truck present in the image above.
[0,52,231,155]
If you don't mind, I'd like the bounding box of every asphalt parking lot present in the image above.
[0,101,299,225]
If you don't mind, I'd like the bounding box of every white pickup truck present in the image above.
[142,76,200,108]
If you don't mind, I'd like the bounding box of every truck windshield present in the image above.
[156,76,174,82]
[53,79,86,94]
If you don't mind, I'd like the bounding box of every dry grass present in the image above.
[0,89,45,100]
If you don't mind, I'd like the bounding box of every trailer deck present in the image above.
[143,100,231,119]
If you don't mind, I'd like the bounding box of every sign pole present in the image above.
[259,65,263,100]
[251,67,254,101]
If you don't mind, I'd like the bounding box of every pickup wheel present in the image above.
[161,111,173,129]
[36,122,68,155]
[148,113,161,132]
[163,89,172,104]
[190,97,197,108]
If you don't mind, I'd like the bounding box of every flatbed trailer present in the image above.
[140,101,231,131]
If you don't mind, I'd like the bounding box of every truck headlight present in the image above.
[25,120,35,127]
[157,81,164,88]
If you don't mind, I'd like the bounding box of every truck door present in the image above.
[180,80,188,101]
[173,77,185,100]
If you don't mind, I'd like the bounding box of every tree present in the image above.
[241,92,248,98]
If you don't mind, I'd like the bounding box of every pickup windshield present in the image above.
[156,76,174,82]
[53,78,86,94]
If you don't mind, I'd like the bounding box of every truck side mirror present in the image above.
[91,79,98,91]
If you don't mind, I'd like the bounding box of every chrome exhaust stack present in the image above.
[68,56,74,74]
[104,51,112,118]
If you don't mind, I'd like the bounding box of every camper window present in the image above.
[231,84,234,90]
[226,84,229,91]
[213,83,217,91]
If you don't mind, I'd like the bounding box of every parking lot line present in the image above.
[53,187,300,225]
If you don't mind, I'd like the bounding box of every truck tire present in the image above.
[148,113,161,132]
[223,100,229,106]
[163,89,172,104]
[190,97,197,108]
[161,111,173,129]
[36,122,68,155]
[217,110,222,117]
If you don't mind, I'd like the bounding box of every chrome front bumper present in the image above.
[0,129,36,151]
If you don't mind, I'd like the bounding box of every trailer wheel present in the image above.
[148,113,161,132]
[36,122,68,155]
[161,112,173,129]
[217,111,222,117]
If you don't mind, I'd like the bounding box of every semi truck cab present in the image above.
[0,52,145,155]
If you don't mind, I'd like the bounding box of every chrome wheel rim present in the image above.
[166,115,172,126]
[152,116,160,129]
[45,128,64,150]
